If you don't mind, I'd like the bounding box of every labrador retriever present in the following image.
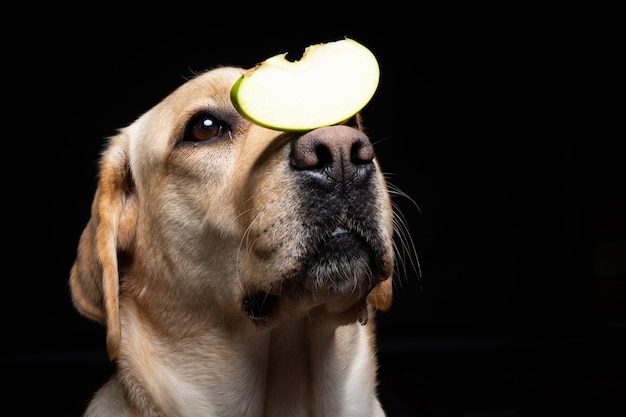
[70,65,400,417]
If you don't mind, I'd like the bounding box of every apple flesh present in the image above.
[230,38,380,131]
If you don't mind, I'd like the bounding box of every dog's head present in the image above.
[69,66,394,359]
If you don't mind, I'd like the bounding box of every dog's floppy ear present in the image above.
[367,277,392,311]
[69,132,137,360]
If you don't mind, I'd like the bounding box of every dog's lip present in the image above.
[316,226,392,284]
[324,226,369,249]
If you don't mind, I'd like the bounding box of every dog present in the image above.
[70,65,399,417]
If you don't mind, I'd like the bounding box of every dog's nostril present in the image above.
[351,140,375,165]
[313,143,333,169]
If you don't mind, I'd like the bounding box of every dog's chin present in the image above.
[242,291,371,327]
[242,232,384,327]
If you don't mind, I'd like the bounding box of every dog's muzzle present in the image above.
[241,125,389,327]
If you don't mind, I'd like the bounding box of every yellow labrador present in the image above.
[70,66,396,417]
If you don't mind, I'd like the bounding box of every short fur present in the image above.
[70,66,396,417]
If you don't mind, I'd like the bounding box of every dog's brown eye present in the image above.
[187,115,228,142]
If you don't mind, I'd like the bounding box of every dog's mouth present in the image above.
[242,292,278,324]
[242,226,386,325]
[306,227,376,287]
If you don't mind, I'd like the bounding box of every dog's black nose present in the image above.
[290,126,375,185]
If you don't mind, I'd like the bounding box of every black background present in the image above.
[6,9,625,417]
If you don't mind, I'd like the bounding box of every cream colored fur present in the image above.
[70,66,395,417]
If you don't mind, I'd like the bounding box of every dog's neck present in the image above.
[115,299,385,417]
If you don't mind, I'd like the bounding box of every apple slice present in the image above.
[230,38,380,131]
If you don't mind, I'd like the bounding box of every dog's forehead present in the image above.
[161,66,245,110]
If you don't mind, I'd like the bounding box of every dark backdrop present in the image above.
[6,11,625,416]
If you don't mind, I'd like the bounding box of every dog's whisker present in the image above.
[232,205,254,222]
[376,176,423,291]
[388,187,423,290]
[371,135,394,147]
[386,181,422,214]
[236,209,267,293]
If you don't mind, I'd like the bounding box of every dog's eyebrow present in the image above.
[199,97,241,125]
